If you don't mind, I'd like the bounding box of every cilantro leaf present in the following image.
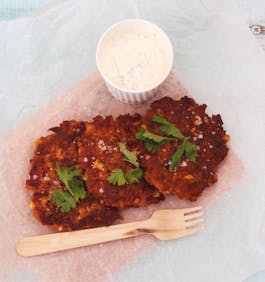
[56,163,82,199]
[56,163,82,182]
[142,129,173,143]
[108,143,144,186]
[169,139,198,170]
[152,115,172,126]
[169,140,187,171]
[137,116,198,172]
[125,167,144,184]
[108,168,128,186]
[184,141,198,162]
[69,177,87,200]
[119,142,139,168]
[51,190,76,213]
[152,115,185,140]
[144,140,166,153]
[136,128,172,153]
[51,163,87,212]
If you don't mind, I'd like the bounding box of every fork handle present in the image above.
[16,220,149,257]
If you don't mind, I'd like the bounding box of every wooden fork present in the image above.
[16,206,204,257]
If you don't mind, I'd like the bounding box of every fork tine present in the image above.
[185,211,203,220]
[182,206,203,214]
[172,225,205,239]
[185,218,204,227]
[184,225,205,235]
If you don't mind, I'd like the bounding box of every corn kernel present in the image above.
[184,174,193,180]
[93,159,104,170]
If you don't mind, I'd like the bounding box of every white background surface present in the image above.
[1,0,265,281]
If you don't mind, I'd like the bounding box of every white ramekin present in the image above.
[96,19,174,104]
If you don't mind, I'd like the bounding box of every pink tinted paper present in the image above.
[0,72,243,282]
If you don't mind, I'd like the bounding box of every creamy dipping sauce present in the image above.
[97,20,173,91]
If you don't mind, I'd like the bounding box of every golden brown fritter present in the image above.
[26,120,120,231]
[26,118,164,231]
[30,191,120,232]
[134,96,229,201]
[78,115,164,208]
[26,96,229,231]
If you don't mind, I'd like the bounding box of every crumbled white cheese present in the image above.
[97,139,107,151]
[43,174,50,181]
[32,174,38,180]
[180,161,187,167]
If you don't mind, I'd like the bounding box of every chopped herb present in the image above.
[119,142,139,168]
[51,190,76,213]
[137,115,198,171]
[108,167,144,186]
[108,144,144,186]
[125,167,144,184]
[152,115,185,140]
[107,168,128,186]
[169,139,187,171]
[144,140,166,153]
[169,139,198,170]
[51,163,86,212]
[139,128,173,143]
[55,163,82,200]
[184,140,198,162]
[136,128,173,153]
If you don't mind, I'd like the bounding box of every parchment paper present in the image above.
[0,0,265,281]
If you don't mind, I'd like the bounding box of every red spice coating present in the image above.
[78,115,164,208]
[135,96,229,201]
[26,96,229,231]
[26,120,120,231]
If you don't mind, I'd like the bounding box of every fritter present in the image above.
[135,96,229,201]
[26,118,164,230]
[30,191,120,232]
[78,115,164,208]
[26,120,120,231]
[26,96,229,231]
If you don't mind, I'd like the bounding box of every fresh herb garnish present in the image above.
[51,163,86,212]
[125,167,144,184]
[137,115,198,171]
[169,139,187,171]
[136,128,173,153]
[107,143,144,186]
[184,139,198,162]
[152,115,185,140]
[107,168,128,186]
[169,138,198,170]
[107,167,144,186]
[51,190,76,212]
[119,142,139,168]
[136,128,173,143]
